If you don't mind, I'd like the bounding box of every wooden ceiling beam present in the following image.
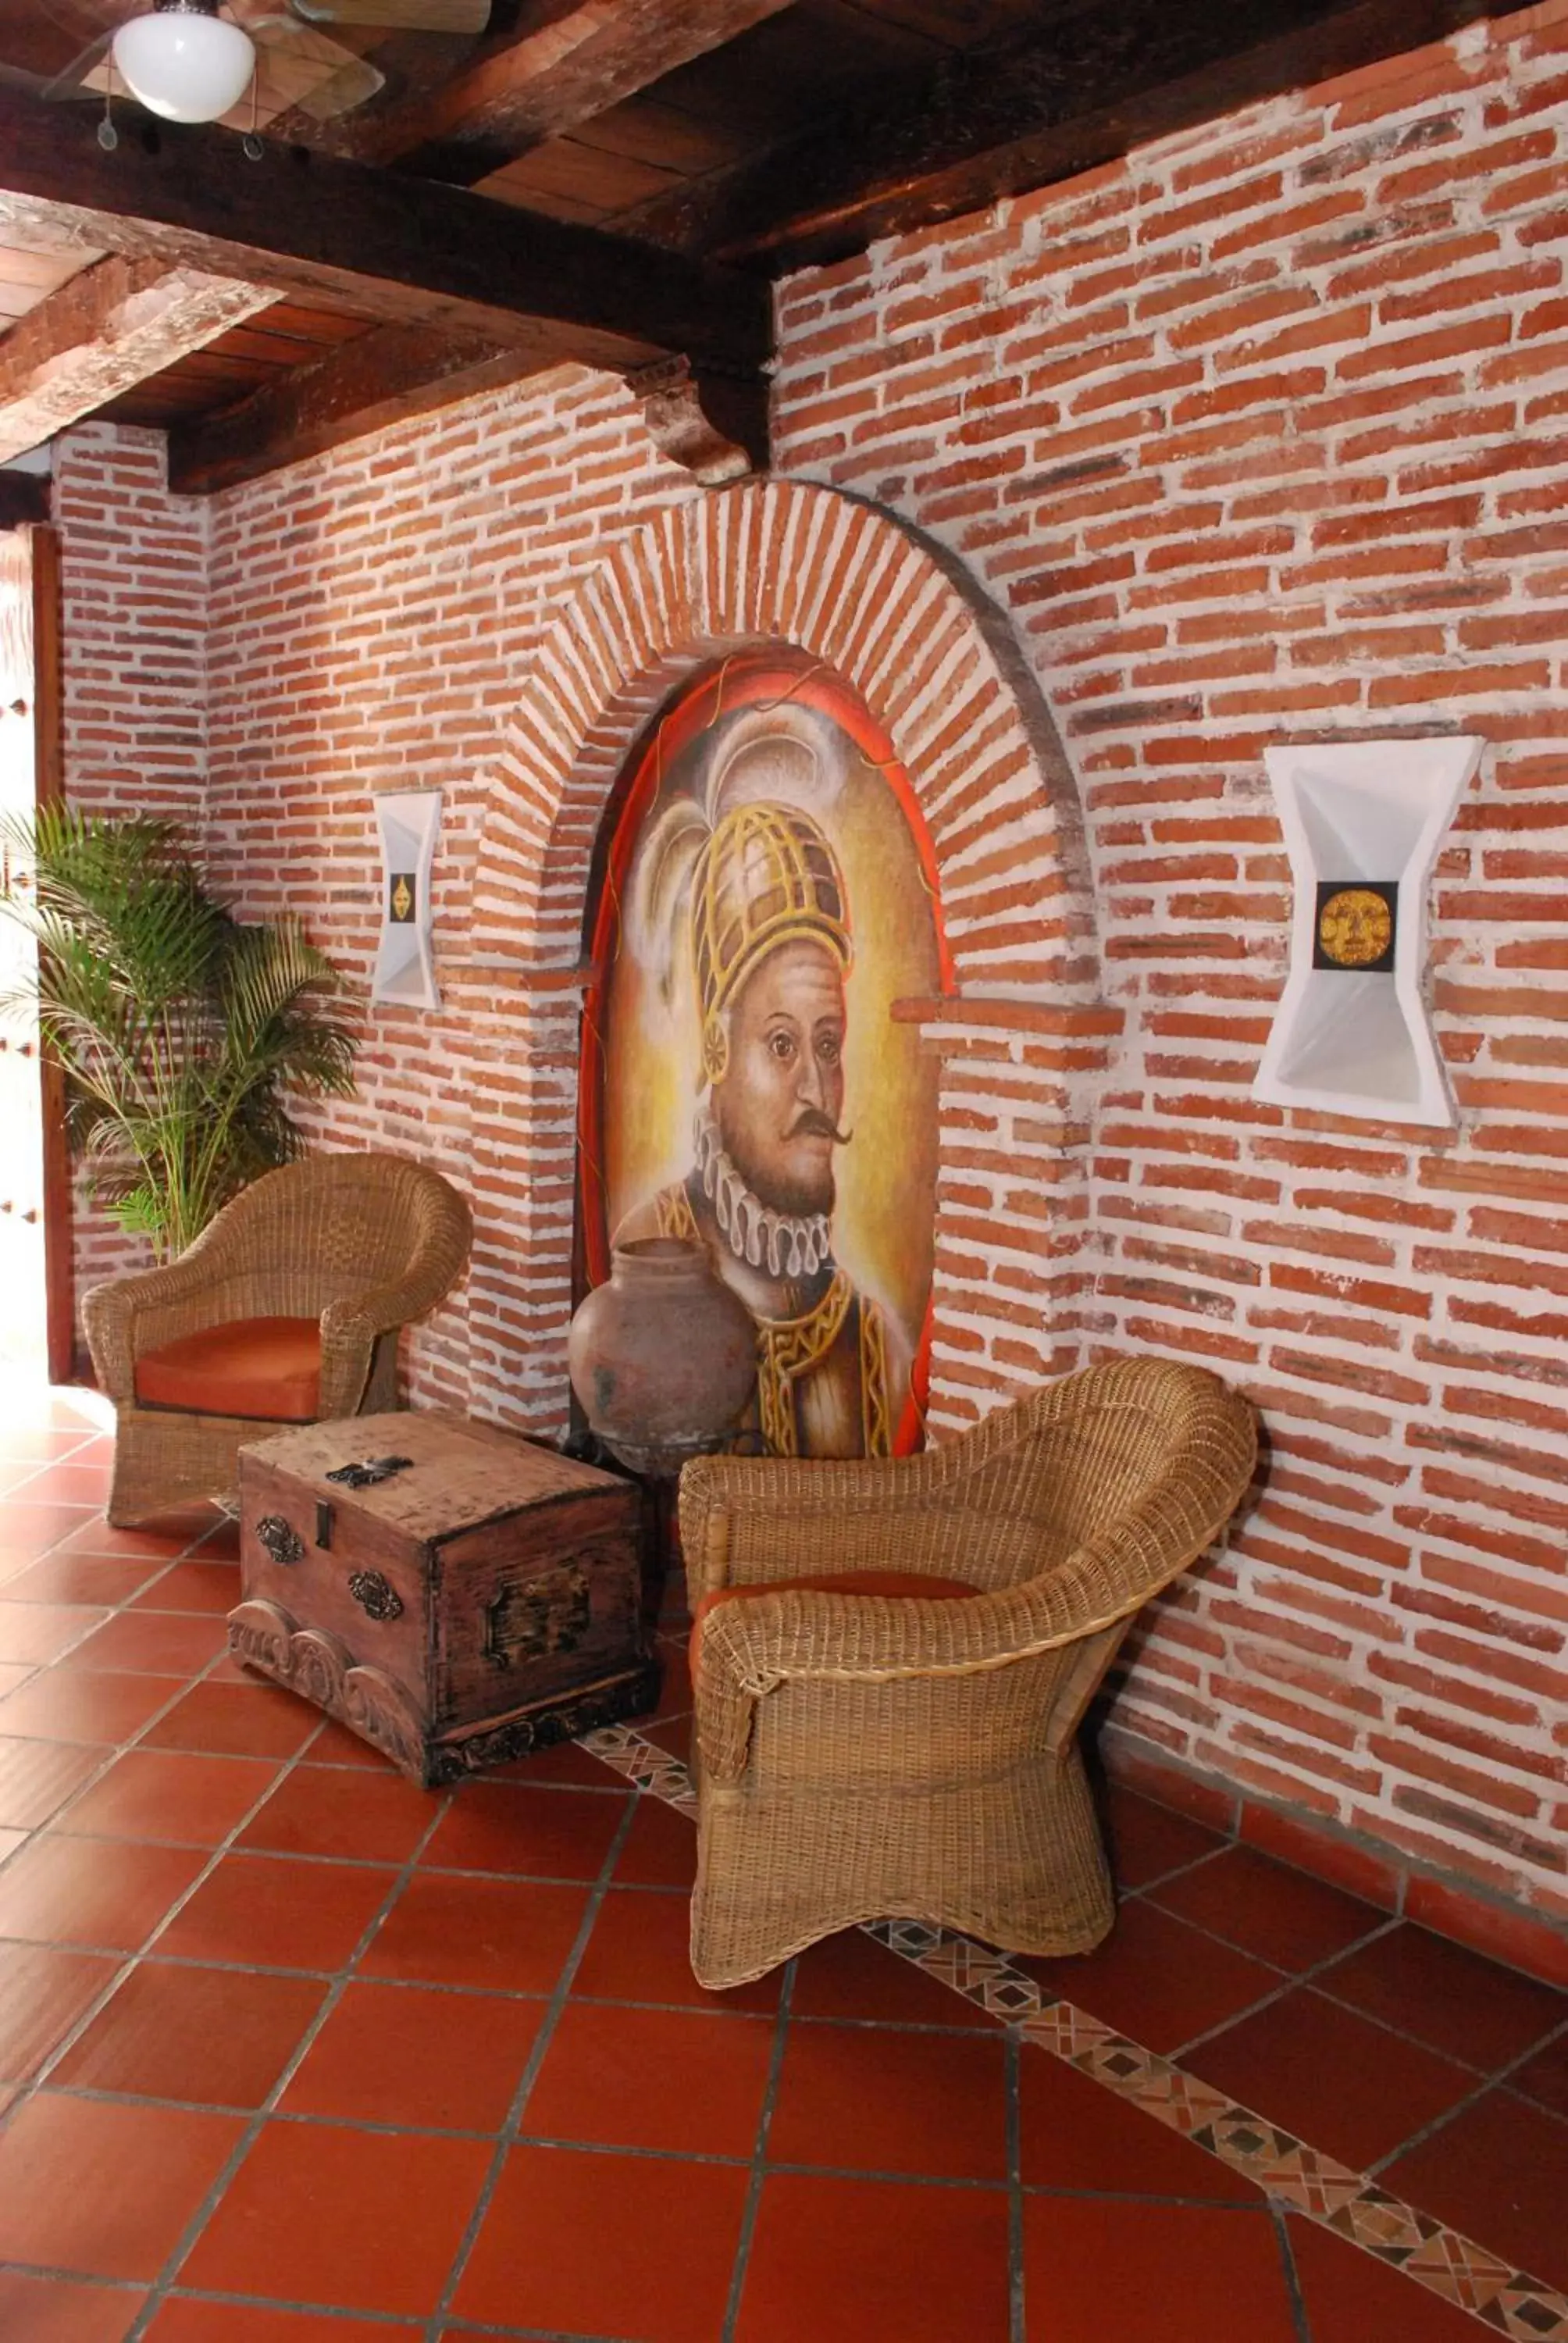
[618,0,1506,270]
[167,320,547,492]
[323,0,798,180]
[0,82,772,374]
[0,252,278,465]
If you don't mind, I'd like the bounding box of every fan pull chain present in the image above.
[243,45,262,160]
[97,58,118,152]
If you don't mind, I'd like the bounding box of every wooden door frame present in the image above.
[27,523,76,1383]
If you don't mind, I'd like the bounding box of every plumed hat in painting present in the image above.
[629,699,853,1084]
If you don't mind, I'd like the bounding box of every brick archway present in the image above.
[455,480,1114,1437]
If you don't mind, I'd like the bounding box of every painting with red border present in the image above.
[576,649,952,1459]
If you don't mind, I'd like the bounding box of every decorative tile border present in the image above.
[579,1720,1568,2343]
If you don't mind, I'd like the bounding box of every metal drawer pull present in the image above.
[255,1515,305,1567]
[347,1570,403,1622]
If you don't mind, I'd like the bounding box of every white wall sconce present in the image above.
[1253,736,1482,1129]
[371,787,441,1011]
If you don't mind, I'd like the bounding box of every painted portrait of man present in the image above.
[577,653,947,1461]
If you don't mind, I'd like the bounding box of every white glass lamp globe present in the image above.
[112,10,256,124]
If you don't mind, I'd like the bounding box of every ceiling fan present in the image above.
[39,0,490,138]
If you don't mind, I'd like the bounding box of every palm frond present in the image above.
[2,811,362,1261]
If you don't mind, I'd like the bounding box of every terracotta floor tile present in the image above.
[0,1555,166,1607]
[145,2307,421,2342]
[1513,2029,1568,2120]
[649,1644,693,1720]
[1381,2087,1568,2294]
[0,1835,207,1951]
[420,1780,629,1878]
[13,1465,115,1509]
[58,1513,218,1562]
[1314,1922,1567,2071]
[789,1927,995,2028]
[0,1504,100,1562]
[1102,1781,1232,1889]
[0,1660,34,1698]
[56,1751,280,1846]
[288,1717,394,1768]
[0,2092,243,2281]
[574,1884,780,2012]
[768,2020,1007,2180]
[0,1670,180,1746]
[0,1822,23,1859]
[1017,1897,1280,2056]
[280,1977,543,2129]
[487,1734,630,1788]
[611,1785,700,1885]
[0,1428,101,1464]
[141,1681,322,1760]
[1286,2213,1503,2341]
[0,1940,119,2082]
[1021,2195,1298,2341]
[455,2142,749,2342]
[58,1614,229,1678]
[0,2271,146,2342]
[176,2120,490,2316]
[50,1961,327,2106]
[0,1604,106,1667]
[1187,1985,1476,2171]
[190,1517,239,1560]
[523,1999,774,2156]
[736,2171,1011,2343]
[156,1853,397,1973]
[358,1870,587,1993]
[0,1736,103,1829]
[1147,1844,1390,1971]
[1018,2037,1259,2200]
[128,1562,241,1616]
[237,1767,437,1866]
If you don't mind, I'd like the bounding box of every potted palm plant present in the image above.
[0,807,360,1261]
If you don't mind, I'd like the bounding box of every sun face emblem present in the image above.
[1316,885,1394,969]
[389,873,415,923]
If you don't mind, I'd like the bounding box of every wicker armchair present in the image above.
[679,1355,1257,1990]
[84,1150,472,1525]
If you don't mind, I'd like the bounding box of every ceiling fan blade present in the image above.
[231,13,384,120]
[289,0,490,33]
[38,30,114,102]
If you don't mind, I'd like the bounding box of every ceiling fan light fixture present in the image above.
[112,2,256,124]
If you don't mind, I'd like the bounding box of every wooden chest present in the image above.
[229,1410,656,1787]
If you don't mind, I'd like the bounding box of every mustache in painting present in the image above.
[788,1109,853,1146]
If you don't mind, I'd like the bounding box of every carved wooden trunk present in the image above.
[230,1410,655,1787]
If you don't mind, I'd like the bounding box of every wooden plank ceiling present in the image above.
[0,0,1511,490]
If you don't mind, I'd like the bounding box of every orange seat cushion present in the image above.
[690,1568,981,1676]
[134,1317,323,1423]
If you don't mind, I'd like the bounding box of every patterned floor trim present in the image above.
[579,1720,1568,2343]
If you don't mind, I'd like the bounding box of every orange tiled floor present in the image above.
[0,1387,1563,2341]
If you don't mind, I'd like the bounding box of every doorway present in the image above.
[0,526,72,1379]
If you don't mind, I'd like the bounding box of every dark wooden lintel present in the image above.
[618,0,1508,271]
[0,81,771,373]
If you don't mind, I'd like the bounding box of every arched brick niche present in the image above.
[454,480,1117,1439]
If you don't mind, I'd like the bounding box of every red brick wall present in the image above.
[765,4,1568,1928]
[53,426,212,1296]
[55,2,1568,1931]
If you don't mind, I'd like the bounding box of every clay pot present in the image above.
[567,1236,757,1475]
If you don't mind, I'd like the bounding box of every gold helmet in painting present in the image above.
[690,801,852,1085]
